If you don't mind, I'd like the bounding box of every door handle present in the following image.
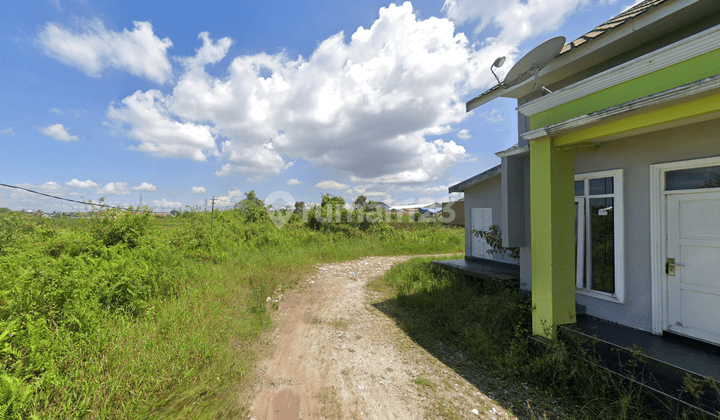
[666,258,683,276]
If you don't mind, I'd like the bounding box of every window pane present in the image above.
[666,165,720,190]
[575,180,584,196]
[589,177,613,195]
[589,197,614,294]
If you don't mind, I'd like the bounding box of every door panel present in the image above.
[679,245,720,288]
[679,200,720,238]
[667,192,720,344]
[681,291,720,335]
[471,208,492,259]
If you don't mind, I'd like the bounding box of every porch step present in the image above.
[431,258,519,282]
[556,316,720,417]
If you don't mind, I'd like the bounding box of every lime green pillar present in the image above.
[530,138,576,338]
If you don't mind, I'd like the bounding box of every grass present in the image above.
[370,257,718,420]
[0,207,463,419]
[413,377,437,391]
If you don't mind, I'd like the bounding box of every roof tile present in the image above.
[594,21,624,30]
[558,0,670,56]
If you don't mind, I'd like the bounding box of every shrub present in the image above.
[89,208,152,249]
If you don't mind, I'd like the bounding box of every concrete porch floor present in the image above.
[431,258,520,281]
[558,315,720,416]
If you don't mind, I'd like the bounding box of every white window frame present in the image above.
[575,197,585,289]
[574,169,625,303]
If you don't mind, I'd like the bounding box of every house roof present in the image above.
[448,164,501,194]
[466,0,681,111]
[496,143,529,157]
[558,0,669,57]
[389,202,440,211]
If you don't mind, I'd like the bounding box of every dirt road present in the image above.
[247,256,516,419]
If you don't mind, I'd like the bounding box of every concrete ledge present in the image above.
[432,258,519,281]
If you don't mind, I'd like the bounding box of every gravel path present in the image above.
[246,256,517,419]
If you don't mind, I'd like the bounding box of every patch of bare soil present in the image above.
[246,256,516,419]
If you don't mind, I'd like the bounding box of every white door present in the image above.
[666,191,720,345]
[471,208,492,259]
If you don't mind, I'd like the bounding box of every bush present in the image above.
[89,208,152,249]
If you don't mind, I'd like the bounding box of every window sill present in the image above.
[576,288,625,304]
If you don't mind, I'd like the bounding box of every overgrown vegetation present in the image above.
[0,198,463,419]
[371,258,716,420]
[470,224,520,260]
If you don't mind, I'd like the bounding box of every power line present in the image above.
[0,183,134,211]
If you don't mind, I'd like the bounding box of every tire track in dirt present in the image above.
[247,256,515,419]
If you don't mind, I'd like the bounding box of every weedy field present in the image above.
[371,258,716,420]
[0,200,463,419]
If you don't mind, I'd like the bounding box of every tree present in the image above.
[320,194,345,208]
[294,201,305,215]
[234,190,264,210]
[243,190,263,206]
[234,190,268,223]
[353,195,367,208]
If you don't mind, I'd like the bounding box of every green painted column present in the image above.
[530,138,576,338]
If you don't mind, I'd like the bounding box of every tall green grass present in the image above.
[0,208,462,419]
[370,258,713,420]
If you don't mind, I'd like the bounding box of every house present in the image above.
[440,199,465,227]
[447,0,720,411]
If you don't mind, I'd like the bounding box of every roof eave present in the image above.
[496,146,529,158]
[448,164,501,193]
[465,0,703,112]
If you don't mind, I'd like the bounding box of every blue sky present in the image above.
[0,0,638,212]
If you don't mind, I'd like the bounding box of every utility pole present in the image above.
[210,196,216,237]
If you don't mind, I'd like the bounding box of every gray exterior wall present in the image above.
[571,118,720,332]
[462,174,516,263]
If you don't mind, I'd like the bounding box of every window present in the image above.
[574,169,624,302]
[665,165,720,190]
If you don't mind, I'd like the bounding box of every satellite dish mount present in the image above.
[491,36,566,98]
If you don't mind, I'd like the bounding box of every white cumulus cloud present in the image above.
[107,89,217,161]
[38,123,78,141]
[457,129,471,139]
[131,182,157,191]
[286,179,302,185]
[38,19,173,84]
[443,0,590,44]
[102,1,592,189]
[10,182,65,201]
[1,128,15,136]
[66,178,99,188]
[106,4,474,183]
[97,182,129,195]
[481,108,504,123]
[190,186,206,194]
[152,198,181,209]
[214,188,243,208]
[315,180,349,191]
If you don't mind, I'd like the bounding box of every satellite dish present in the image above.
[500,36,566,93]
